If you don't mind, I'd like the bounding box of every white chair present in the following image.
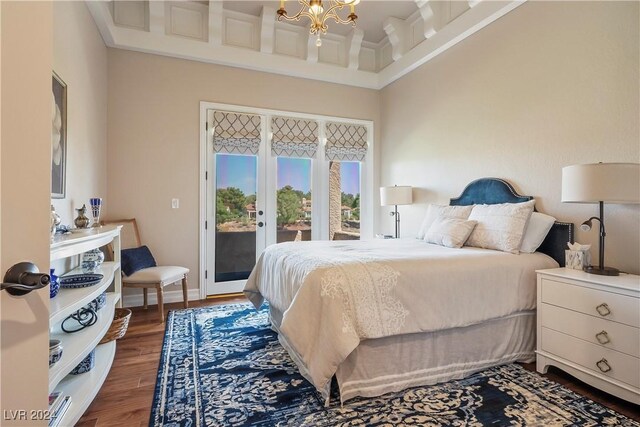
[103,218,188,322]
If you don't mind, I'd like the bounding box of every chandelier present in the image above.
[277,0,360,47]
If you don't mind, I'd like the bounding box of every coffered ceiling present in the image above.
[87,0,524,89]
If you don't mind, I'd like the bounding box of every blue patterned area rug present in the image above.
[150,303,637,426]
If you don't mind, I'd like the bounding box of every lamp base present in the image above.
[583,265,620,276]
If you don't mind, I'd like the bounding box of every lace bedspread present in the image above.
[244,239,558,403]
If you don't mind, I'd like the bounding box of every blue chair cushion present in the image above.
[121,245,157,276]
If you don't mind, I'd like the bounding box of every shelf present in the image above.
[53,341,116,427]
[51,225,121,261]
[49,293,118,393]
[50,262,120,325]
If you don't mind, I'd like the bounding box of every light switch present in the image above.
[172,198,179,209]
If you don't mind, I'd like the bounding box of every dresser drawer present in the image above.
[540,327,640,388]
[540,278,640,328]
[540,303,640,358]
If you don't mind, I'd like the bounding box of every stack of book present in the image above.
[48,392,71,427]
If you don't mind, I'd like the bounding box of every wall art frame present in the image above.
[52,71,67,199]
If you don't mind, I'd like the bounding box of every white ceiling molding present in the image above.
[208,0,223,45]
[415,0,438,39]
[259,6,275,54]
[148,1,164,34]
[383,17,410,61]
[345,28,364,70]
[306,32,319,63]
[87,0,525,90]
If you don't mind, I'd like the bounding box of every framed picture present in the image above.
[52,72,67,199]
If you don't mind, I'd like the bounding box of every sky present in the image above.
[216,154,360,196]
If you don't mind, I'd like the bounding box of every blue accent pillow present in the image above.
[121,245,157,276]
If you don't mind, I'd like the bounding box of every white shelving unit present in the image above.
[49,225,122,425]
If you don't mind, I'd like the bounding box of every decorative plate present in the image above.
[59,274,104,289]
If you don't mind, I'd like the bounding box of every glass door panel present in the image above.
[329,161,361,240]
[276,157,312,243]
[214,153,258,282]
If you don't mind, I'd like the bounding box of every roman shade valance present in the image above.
[325,122,368,161]
[212,111,262,155]
[271,116,319,158]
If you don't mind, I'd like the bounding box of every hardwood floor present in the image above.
[78,297,639,426]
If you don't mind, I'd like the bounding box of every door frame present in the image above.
[199,101,374,299]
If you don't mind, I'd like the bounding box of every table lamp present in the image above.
[380,185,413,238]
[561,162,640,276]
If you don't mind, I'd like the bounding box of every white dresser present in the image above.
[536,268,640,404]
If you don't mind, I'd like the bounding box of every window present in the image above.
[214,153,258,282]
[329,161,360,240]
[276,157,312,243]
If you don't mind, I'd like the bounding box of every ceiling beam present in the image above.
[383,17,409,61]
[306,33,319,63]
[260,6,276,54]
[148,1,165,34]
[345,28,364,70]
[86,0,524,90]
[468,0,482,8]
[208,0,223,45]
[415,0,438,39]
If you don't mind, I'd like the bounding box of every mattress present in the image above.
[245,239,558,402]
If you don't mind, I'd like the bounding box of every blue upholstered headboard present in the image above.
[450,178,573,266]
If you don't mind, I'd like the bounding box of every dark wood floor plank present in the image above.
[79,297,640,425]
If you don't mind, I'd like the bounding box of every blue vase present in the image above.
[81,249,104,273]
[49,268,59,299]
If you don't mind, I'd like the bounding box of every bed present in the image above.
[244,178,573,404]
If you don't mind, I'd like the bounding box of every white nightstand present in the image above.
[536,268,640,404]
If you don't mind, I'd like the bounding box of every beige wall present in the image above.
[51,1,108,225]
[1,1,52,422]
[106,50,381,294]
[380,1,639,274]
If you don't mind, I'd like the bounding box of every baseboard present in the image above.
[123,288,201,308]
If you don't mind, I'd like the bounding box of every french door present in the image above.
[202,104,373,296]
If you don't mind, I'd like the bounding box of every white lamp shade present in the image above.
[380,186,413,206]
[562,163,640,203]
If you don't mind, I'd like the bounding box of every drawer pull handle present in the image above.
[596,358,612,373]
[595,331,611,345]
[595,303,611,317]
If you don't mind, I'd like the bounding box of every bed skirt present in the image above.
[270,306,535,403]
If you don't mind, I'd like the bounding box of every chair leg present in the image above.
[143,288,148,310]
[157,285,164,322]
[182,275,189,309]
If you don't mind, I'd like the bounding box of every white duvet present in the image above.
[244,239,558,402]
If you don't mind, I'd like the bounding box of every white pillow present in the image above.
[416,204,474,239]
[465,200,536,254]
[425,217,477,248]
[520,212,556,253]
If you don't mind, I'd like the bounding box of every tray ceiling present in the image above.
[87,0,524,89]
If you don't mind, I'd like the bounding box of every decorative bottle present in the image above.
[74,204,90,229]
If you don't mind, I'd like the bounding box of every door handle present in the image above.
[0,262,50,296]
